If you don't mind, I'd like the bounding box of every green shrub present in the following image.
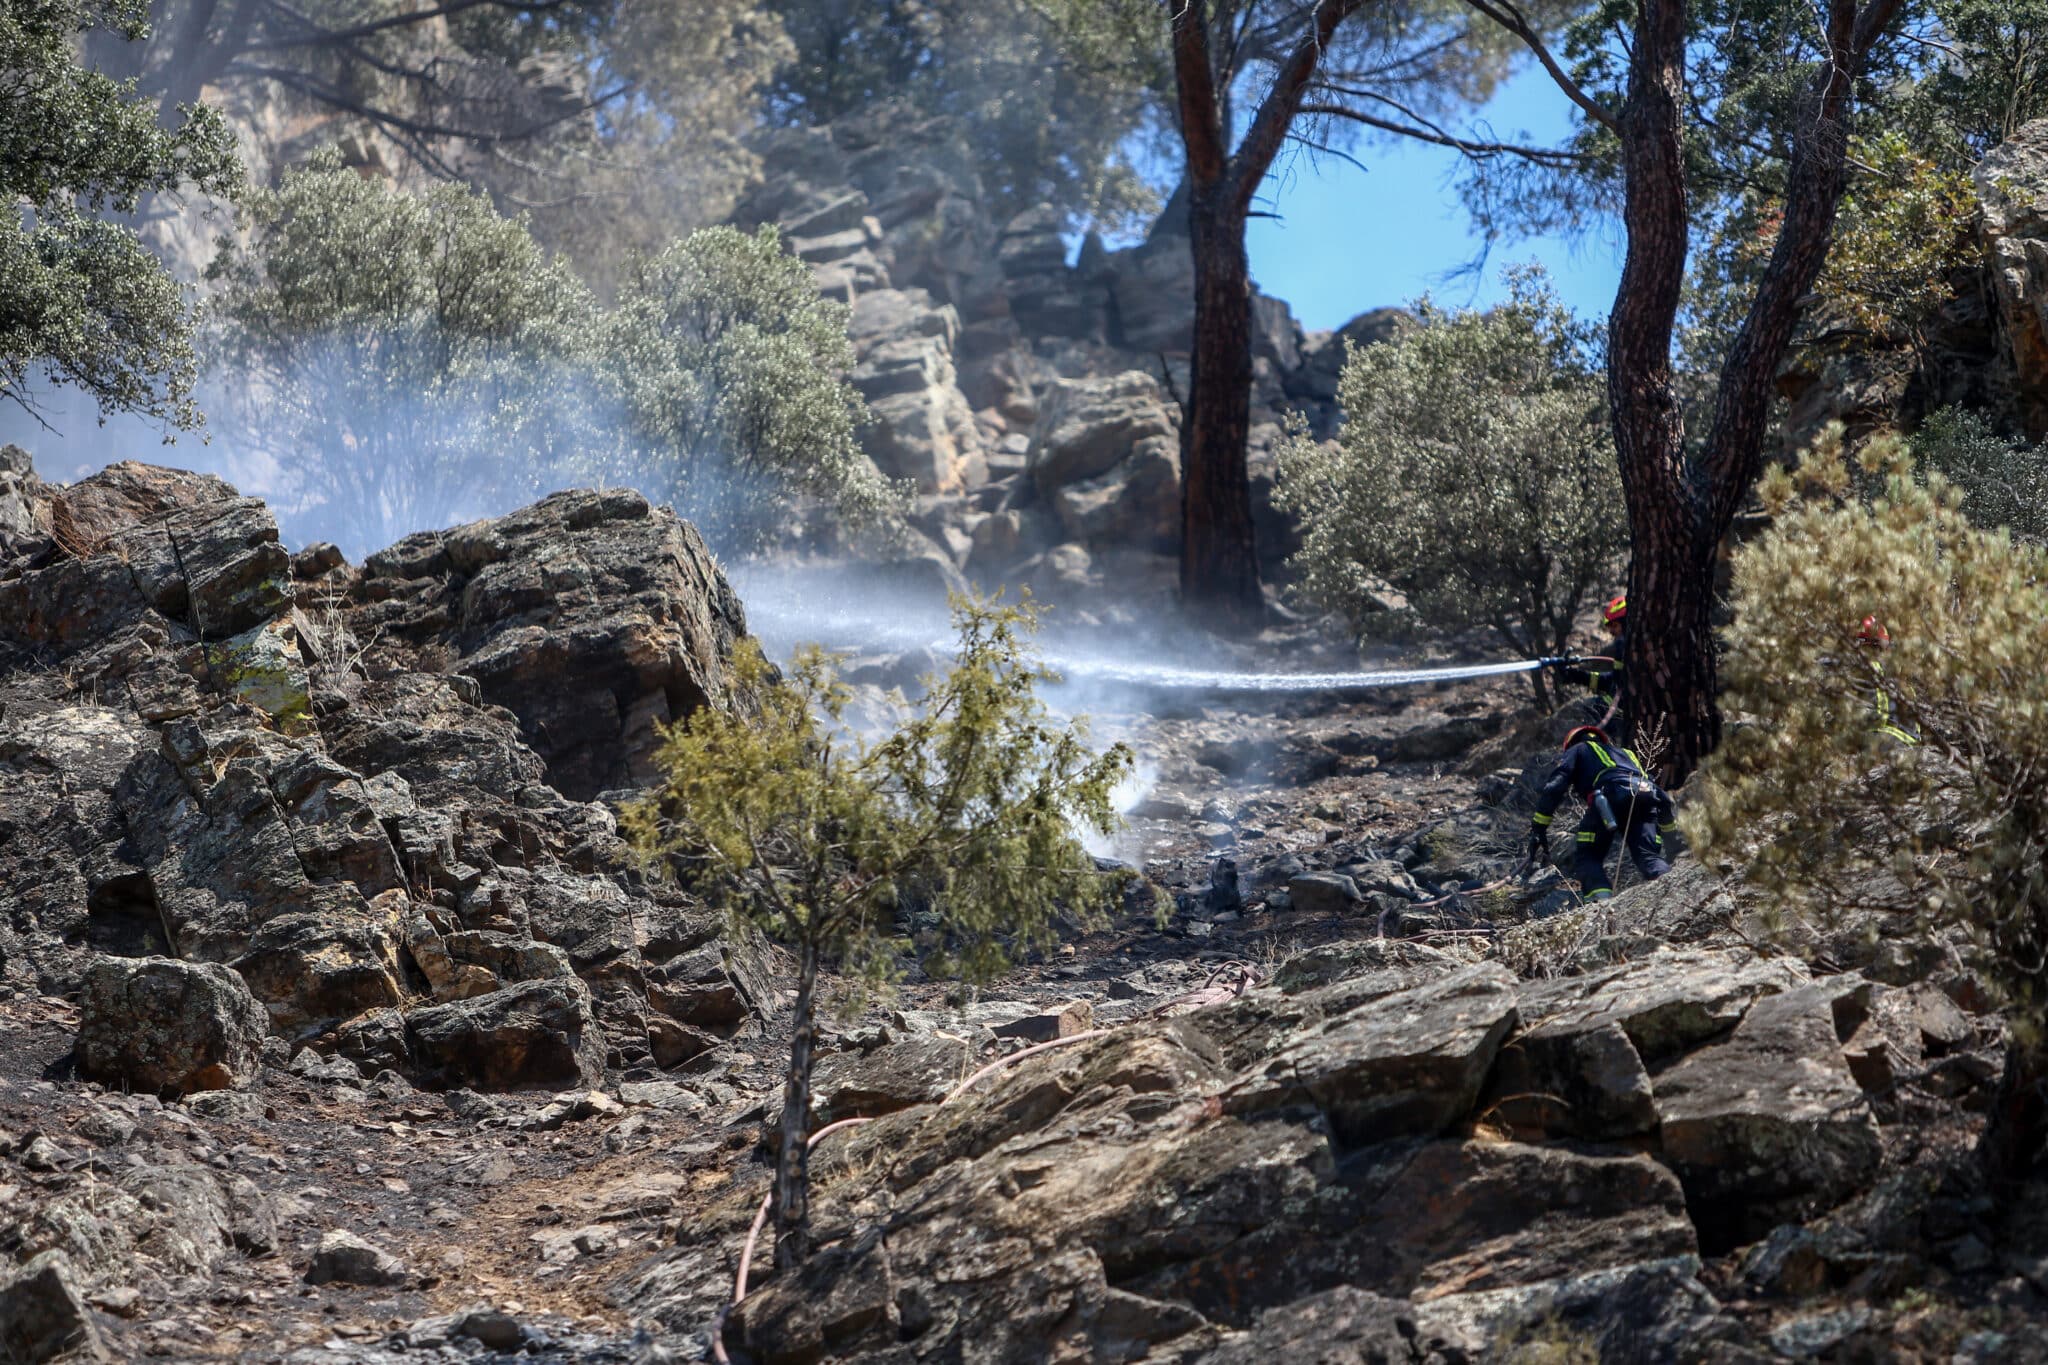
[1275,267,1622,706]
[2,0,241,430]
[209,165,900,553]
[607,225,903,549]
[625,594,1142,1266]
[1911,406,2048,545]
[206,154,602,551]
[1689,423,2048,1176]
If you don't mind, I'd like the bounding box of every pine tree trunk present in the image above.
[772,943,819,1270]
[1178,191,1264,630]
[1604,0,1710,782]
[1599,0,1901,784]
[1624,522,1720,781]
[1981,1031,2048,1183]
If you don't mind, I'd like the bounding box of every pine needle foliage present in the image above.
[1688,423,2048,1173]
[1274,267,1622,706]
[625,593,1144,1265]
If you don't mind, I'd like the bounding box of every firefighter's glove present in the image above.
[1526,829,1550,866]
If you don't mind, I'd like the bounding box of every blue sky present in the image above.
[1245,66,1624,331]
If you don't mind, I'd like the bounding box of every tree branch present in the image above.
[226,62,631,149]
[1298,101,1590,165]
[1170,0,1231,188]
[1460,0,1620,134]
[1228,0,1373,214]
[248,0,580,51]
[1701,0,1907,532]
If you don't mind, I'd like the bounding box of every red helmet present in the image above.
[1602,594,1627,625]
[1563,724,1608,750]
[1857,615,1890,646]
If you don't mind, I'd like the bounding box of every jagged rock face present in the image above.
[346,487,750,801]
[1976,119,2048,439]
[603,864,1908,1365]
[0,458,767,1092]
[732,115,1387,588]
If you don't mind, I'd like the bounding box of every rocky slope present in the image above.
[727,114,1407,601]
[0,459,2043,1363]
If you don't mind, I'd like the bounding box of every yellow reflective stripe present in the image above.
[1532,813,1553,826]
[1575,832,1598,842]
[1588,742,1615,768]
[1624,749,1644,767]
[1658,823,1678,832]
[1589,889,1614,900]
[1878,726,1919,745]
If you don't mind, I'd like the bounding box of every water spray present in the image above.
[1042,655,1551,695]
[731,565,1593,701]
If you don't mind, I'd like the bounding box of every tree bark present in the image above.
[1166,0,1368,631]
[772,942,819,1270]
[1179,191,1265,629]
[1602,0,1903,782]
[1604,0,1705,784]
[1981,1031,2048,1184]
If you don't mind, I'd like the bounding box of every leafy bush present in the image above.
[208,163,900,554]
[1814,135,1977,342]
[1911,406,2048,545]
[207,153,598,552]
[624,595,1141,1266]
[1689,424,2048,1175]
[1275,268,1623,706]
[608,225,902,550]
[2,0,241,429]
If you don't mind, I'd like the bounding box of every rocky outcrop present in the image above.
[1975,119,2048,439]
[74,957,268,1097]
[612,912,1927,1364]
[0,458,766,1093]
[0,1252,106,1365]
[346,487,750,800]
[731,114,1395,589]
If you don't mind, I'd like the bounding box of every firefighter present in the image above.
[1855,615,1919,747]
[1527,723,1674,900]
[1552,594,1627,736]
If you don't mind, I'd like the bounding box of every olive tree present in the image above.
[1689,426,2048,1179]
[3,0,241,429]
[210,169,900,555]
[625,595,1139,1268]
[206,153,599,553]
[607,226,904,552]
[1911,406,2048,546]
[1275,268,1623,708]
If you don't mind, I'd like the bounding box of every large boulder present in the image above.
[1652,981,1882,1251]
[405,978,606,1092]
[0,1252,106,1364]
[348,488,750,800]
[1488,948,1808,1141]
[1026,372,1177,498]
[1220,962,1519,1142]
[74,956,267,1097]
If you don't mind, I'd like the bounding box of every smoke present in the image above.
[1,347,803,567]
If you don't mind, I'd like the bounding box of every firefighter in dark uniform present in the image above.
[1854,615,1919,747]
[1528,723,1675,901]
[1553,593,1628,739]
